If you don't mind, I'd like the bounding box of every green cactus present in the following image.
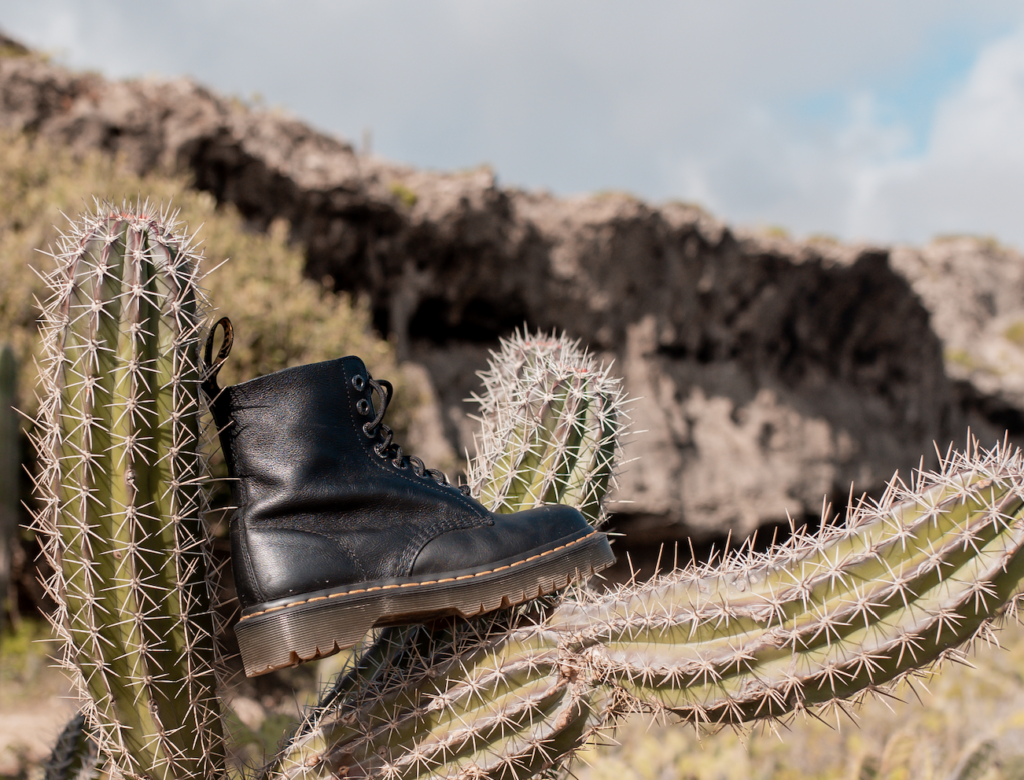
[0,343,17,631]
[31,203,224,780]
[469,329,626,525]
[33,223,1024,780]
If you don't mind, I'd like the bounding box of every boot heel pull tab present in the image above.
[202,316,234,398]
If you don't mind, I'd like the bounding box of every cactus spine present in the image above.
[468,329,625,526]
[0,344,18,631]
[32,204,224,780]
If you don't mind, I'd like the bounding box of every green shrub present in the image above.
[0,130,409,415]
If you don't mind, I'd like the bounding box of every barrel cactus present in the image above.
[32,203,1024,780]
[31,203,225,780]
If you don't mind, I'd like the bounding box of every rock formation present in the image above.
[3,37,1021,566]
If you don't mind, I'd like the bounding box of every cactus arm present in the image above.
[264,445,1024,780]
[554,457,1024,725]
[272,622,572,780]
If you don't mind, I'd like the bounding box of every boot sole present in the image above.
[233,528,614,677]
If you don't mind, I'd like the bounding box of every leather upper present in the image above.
[212,356,593,610]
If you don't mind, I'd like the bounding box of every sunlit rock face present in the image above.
[7,34,1021,558]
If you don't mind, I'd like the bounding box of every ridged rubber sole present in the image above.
[234,529,614,677]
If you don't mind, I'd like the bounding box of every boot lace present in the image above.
[362,376,472,497]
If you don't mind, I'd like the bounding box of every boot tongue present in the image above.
[342,355,369,373]
[349,358,471,496]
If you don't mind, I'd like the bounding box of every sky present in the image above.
[5,1,1024,248]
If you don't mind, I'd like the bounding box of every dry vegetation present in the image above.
[0,131,408,405]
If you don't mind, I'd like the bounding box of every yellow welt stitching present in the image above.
[239,530,598,621]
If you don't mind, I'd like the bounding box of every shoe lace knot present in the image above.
[361,375,471,497]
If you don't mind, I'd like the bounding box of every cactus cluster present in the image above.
[30,204,224,780]
[28,204,1024,780]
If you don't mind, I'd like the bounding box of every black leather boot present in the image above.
[203,320,615,677]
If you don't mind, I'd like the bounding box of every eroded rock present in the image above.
[2,40,1011,552]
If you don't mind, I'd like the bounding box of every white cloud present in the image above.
[655,22,1024,248]
[4,1,1024,246]
[850,28,1024,245]
[659,92,915,238]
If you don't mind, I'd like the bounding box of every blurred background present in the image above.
[5,3,1024,779]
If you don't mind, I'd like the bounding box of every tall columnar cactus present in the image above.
[31,204,224,780]
[0,344,18,631]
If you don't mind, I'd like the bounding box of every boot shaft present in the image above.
[209,355,490,605]
[211,356,486,529]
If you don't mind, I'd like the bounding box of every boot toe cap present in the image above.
[410,503,593,577]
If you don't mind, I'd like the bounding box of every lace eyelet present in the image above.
[351,375,366,391]
[374,444,387,458]
[393,459,407,469]
[362,422,375,437]
[356,399,371,416]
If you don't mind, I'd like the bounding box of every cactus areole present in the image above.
[32,205,225,780]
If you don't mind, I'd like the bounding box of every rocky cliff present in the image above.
[3,38,1021,567]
